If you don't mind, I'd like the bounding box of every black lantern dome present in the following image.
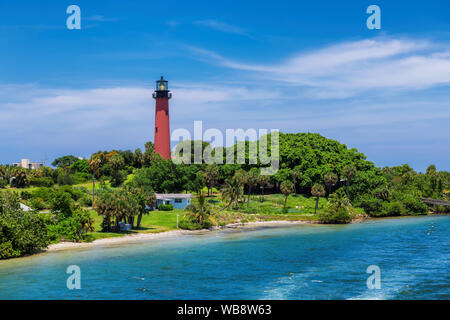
[153,76,171,99]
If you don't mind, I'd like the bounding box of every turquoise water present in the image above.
[0,216,448,300]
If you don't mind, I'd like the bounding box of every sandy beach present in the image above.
[46,220,316,252]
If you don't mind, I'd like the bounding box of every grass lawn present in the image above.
[87,208,184,240]
[85,193,329,240]
[6,181,364,241]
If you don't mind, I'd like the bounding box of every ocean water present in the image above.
[0,215,448,300]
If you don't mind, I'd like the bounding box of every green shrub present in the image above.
[318,207,352,224]
[242,206,259,214]
[57,173,75,186]
[50,190,75,220]
[31,187,53,203]
[79,194,93,207]
[47,209,94,242]
[260,206,275,214]
[0,179,7,189]
[400,195,427,215]
[58,185,83,201]
[158,204,174,211]
[29,197,47,210]
[358,195,383,216]
[73,172,91,183]
[381,201,406,216]
[178,219,203,230]
[21,191,33,200]
[178,215,213,230]
[0,192,49,259]
[110,170,127,187]
[0,241,21,259]
[29,177,54,187]
[433,205,446,213]
[82,234,95,242]
[318,189,353,223]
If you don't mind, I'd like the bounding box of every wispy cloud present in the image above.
[166,20,182,27]
[193,19,248,36]
[1,78,449,171]
[84,15,119,22]
[188,37,450,98]
[0,83,278,137]
[1,37,450,170]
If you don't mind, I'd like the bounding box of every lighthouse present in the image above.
[153,76,172,160]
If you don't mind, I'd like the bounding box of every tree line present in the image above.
[1,132,449,258]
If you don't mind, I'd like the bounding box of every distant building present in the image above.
[20,203,31,212]
[155,193,192,210]
[12,159,44,170]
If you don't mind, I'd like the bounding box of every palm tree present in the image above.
[125,184,156,229]
[10,167,29,188]
[221,173,244,210]
[203,164,219,197]
[133,148,144,168]
[0,165,7,179]
[291,168,302,194]
[328,188,352,211]
[88,155,101,209]
[324,172,338,199]
[257,174,270,202]
[374,186,390,201]
[311,183,326,215]
[426,164,437,176]
[109,153,125,187]
[0,165,9,187]
[342,165,357,199]
[280,180,294,209]
[245,168,259,208]
[95,189,115,232]
[189,193,212,225]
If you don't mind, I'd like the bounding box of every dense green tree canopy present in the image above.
[52,155,79,168]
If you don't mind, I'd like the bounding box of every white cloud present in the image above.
[0,83,279,136]
[188,37,450,98]
[84,15,119,22]
[193,20,248,36]
[1,37,450,170]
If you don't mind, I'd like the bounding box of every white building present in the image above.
[155,194,192,209]
[20,203,32,212]
[12,159,44,170]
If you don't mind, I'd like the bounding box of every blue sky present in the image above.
[0,0,449,171]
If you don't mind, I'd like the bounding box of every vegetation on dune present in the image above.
[318,189,353,224]
[0,192,49,259]
[179,193,215,230]
[1,132,449,258]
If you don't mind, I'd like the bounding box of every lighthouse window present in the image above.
[155,127,158,133]
[165,110,168,116]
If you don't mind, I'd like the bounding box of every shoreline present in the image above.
[48,214,446,253]
[46,220,316,253]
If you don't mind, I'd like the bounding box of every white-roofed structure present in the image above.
[155,193,192,209]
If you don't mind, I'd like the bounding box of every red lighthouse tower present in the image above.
[153,76,172,160]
